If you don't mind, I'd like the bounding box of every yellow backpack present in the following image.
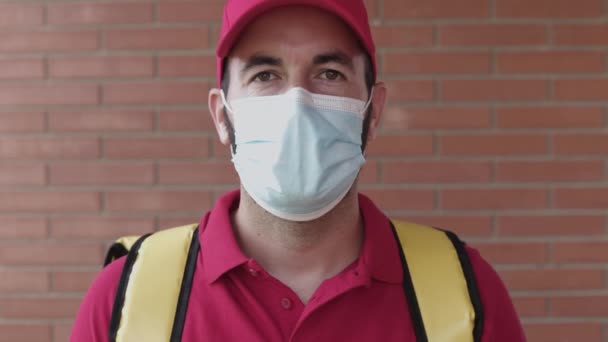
[104,220,483,342]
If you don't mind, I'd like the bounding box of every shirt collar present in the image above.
[199,190,248,284]
[357,193,403,284]
[199,190,402,285]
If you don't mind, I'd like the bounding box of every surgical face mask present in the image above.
[221,87,372,222]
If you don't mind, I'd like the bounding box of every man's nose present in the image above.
[285,72,312,93]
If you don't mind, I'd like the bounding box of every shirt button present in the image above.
[281,297,292,310]
[248,268,258,277]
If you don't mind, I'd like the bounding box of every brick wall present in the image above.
[0,0,607,341]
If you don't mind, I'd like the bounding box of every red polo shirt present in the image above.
[71,190,525,341]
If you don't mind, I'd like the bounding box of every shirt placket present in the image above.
[288,263,372,342]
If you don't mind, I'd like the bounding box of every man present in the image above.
[71,0,525,341]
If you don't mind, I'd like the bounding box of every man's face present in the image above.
[225,6,370,102]
[208,5,386,152]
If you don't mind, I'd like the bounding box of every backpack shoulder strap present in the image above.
[108,223,200,342]
[390,220,483,342]
[104,235,143,266]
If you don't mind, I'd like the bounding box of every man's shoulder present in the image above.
[94,255,125,292]
[70,256,125,342]
[462,244,526,341]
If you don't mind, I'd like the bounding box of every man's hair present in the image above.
[221,53,376,153]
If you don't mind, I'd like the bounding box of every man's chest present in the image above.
[180,268,414,341]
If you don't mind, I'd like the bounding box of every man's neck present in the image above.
[231,185,364,303]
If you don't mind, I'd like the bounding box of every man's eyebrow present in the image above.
[313,51,355,71]
[241,54,283,74]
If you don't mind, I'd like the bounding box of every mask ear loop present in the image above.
[220,90,234,113]
[220,90,237,156]
[361,86,374,114]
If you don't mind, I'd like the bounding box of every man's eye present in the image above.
[253,72,275,82]
[321,70,343,81]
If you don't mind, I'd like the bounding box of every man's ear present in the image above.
[365,82,387,144]
[208,88,231,146]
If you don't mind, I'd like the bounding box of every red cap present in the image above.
[216,0,376,87]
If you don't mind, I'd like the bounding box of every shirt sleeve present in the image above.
[70,257,126,342]
[466,246,527,342]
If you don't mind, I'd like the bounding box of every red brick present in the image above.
[0,4,44,28]
[48,2,153,25]
[500,269,604,291]
[442,79,547,101]
[106,191,212,212]
[555,188,608,209]
[103,81,209,105]
[383,106,490,130]
[52,271,98,292]
[50,217,155,239]
[365,0,378,19]
[0,192,100,212]
[371,25,434,48]
[49,162,155,185]
[0,137,99,160]
[399,215,493,237]
[158,217,200,230]
[498,215,605,237]
[366,134,434,157]
[104,136,208,159]
[473,242,548,264]
[158,110,215,131]
[0,112,45,132]
[496,160,604,182]
[554,242,608,263]
[552,296,608,317]
[440,24,547,46]
[555,134,608,155]
[497,51,605,73]
[0,58,44,79]
[0,84,98,106]
[49,56,154,78]
[442,188,548,210]
[554,79,608,100]
[497,106,604,128]
[440,134,548,156]
[0,163,45,186]
[49,111,154,132]
[0,217,47,239]
[524,323,603,342]
[383,160,491,183]
[555,24,608,45]
[383,0,489,18]
[383,80,435,102]
[359,160,378,184]
[0,243,103,266]
[159,161,238,184]
[0,297,81,319]
[0,31,98,52]
[361,189,435,210]
[383,52,490,74]
[158,1,223,22]
[512,297,547,317]
[53,323,72,342]
[159,55,216,77]
[0,270,48,292]
[105,28,208,50]
[496,0,602,17]
[0,324,51,342]
[209,24,221,48]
